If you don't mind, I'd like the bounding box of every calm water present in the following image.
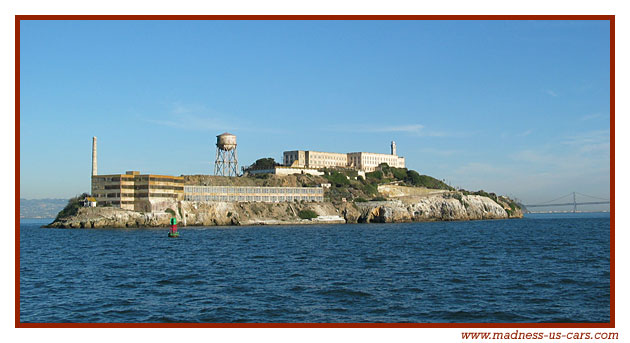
[19,213,611,323]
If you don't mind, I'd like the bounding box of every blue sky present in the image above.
[19,20,610,209]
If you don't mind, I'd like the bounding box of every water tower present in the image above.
[214,132,239,176]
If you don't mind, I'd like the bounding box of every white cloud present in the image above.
[329,123,457,137]
[580,113,602,121]
[561,130,610,148]
[545,89,558,97]
[146,114,233,131]
[368,124,424,133]
[145,103,280,133]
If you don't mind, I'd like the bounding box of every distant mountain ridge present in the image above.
[20,198,68,219]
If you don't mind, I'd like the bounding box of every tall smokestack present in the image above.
[92,136,97,176]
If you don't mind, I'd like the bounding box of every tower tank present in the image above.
[215,132,239,176]
[217,133,237,151]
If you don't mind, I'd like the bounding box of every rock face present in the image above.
[355,195,514,223]
[46,194,522,228]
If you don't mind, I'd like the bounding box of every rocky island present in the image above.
[47,164,522,228]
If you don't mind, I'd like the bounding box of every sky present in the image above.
[19,20,611,210]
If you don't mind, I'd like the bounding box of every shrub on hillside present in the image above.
[324,171,350,187]
[406,173,453,190]
[361,183,378,196]
[55,193,89,221]
[298,209,318,220]
[391,167,408,180]
[406,170,421,185]
[366,170,383,180]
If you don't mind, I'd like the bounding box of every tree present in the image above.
[249,157,279,170]
[55,193,89,221]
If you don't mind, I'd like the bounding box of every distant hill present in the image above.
[20,198,68,219]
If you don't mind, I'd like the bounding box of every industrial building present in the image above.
[283,141,405,172]
[91,171,185,211]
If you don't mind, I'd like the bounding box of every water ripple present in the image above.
[20,215,610,323]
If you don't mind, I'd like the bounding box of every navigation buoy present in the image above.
[168,217,179,238]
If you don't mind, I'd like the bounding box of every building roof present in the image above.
[93,173,184,179]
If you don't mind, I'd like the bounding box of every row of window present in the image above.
[99,184,184,191]
[185,195,323,202]
[149,177,184,183]
[133,185,183,191]
[183,186,323,195]
[98,192,180,199]
[134,193,179,198]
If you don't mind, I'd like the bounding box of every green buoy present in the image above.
[168,217,179,237]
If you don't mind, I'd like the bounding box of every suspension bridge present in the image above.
[523,192,610,213]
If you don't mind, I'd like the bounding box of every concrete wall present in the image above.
[248,166,324,176]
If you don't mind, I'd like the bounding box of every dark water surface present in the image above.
[19,213,610,323]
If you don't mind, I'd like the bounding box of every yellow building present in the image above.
[91,171,184,211]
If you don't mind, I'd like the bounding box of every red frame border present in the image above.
[15,14,615,329]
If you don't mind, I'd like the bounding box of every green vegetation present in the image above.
[500,195,521,213]
[407,173,453,190]
[391,167,408,180]
[361,182,378,196]
[165,208,176,216]
[458,189,522,212]
[323,170,351,187]
[453,192,462,201]
[55,193,89,221]
[364,165,453,191]
[318,164,456,203]
[298,209,318,220]
[366,170,383,180]
[246,157,279,171]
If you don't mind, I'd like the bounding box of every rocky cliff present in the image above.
[354,195,516,223]
[46,193,522,228]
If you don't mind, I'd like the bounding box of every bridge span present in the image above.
[524,192,609,213]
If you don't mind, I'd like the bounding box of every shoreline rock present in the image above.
[45,194,522,229]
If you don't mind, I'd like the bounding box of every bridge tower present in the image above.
[573,192,577,213]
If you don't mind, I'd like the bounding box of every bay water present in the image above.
[19,213,610,323]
